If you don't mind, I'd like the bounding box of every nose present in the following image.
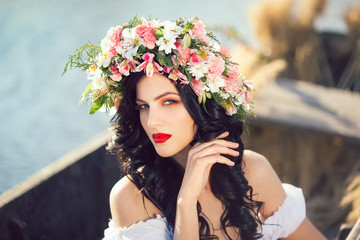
[147,106,164,129]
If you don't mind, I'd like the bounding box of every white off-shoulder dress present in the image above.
[102,184,305,240]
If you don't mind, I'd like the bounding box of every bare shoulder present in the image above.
[242,150,286,219]
[242,150,273,182]
[109,176,162,228]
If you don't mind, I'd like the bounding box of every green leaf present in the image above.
[62,41,101,76]
[154,28,163,39]
[182,34,191,49]
[80,82,93,102]
[89,96,105,114]
[205,92,212,99]
[202,96,210,115]
[185,21,195,30]
[198,95,202,104]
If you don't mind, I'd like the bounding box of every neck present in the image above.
[171,145,191,169]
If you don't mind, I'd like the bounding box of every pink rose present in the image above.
[227,65,241,79]
[135,25,147,37]
[224,78,242,95]
[142,28,157,49]
[108,43,119,58]
[136,25,157,49]
[107,26,122,42]
[208,56,225,79]
[109,64,122,81]
[189,19,206,41]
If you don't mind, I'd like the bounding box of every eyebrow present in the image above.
[136,92,179,102]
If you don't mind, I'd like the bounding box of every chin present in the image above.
[152,144,179,158]
[154,148,175,158]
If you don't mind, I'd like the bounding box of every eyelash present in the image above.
[135,99,179,110]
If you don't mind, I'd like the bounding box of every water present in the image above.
[0,0,356,194]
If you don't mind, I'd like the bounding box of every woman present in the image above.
[64,16,326,239]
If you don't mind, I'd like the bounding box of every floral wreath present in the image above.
[63,16,254,125]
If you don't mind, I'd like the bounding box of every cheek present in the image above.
[177,112,196,138]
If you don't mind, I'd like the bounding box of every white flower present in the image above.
[206,76,225,93]
[161,20,182,35]
[100,37,111,53]
[188,61,209,80]
[219,91,230,99]
[89,73,106,91]
[209,41,221,52]
[156,37,176,54]
[116,28,142,60]
[142,17,160,28]
[235,93,246,106]
[97,54,111,68]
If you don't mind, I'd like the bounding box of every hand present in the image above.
[177,132,239,203]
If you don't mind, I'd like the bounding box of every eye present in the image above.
[135,104,149,110]
[163,99,178,105]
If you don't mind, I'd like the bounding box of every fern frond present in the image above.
[62,41,101,76]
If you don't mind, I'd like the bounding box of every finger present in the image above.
[215,131,229,139]
[197,154,235,167]
[192,132,229,148]
[192,144,240,159]
[192,139,239,154]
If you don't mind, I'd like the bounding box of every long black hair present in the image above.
[108,72,263,240]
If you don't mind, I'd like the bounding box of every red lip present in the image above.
[152,133,172,143]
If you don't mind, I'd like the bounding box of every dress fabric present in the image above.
[102,183,305,240]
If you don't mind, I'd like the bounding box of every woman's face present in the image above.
[136,73,196,158]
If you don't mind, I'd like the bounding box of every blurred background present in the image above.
[1,0,357,194]
[1,0,360,239]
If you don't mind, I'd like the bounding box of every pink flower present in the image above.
[243,80,253,90]
[107,26,122,42]
[163,66,172,73]
[106,26,123,58]
[174,40,191,65]
[227,65,241,79]
[190,78,206,97]
[136,52,163,77]
[118,59,139,76]
[189,19,207,41]
[136,25,157,49]
[242,80,253,102]
[108,43,119,58]
[189,53,203,64]
[169,69,189,84]
[220,47,229,56]
[224,78,242,96]
[135,25,147,36]
[207,56,225,80]
[108,63,122,81]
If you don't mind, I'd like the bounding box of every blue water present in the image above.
[0,0,356,194]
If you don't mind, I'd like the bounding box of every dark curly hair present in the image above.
[108,72,263,240]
